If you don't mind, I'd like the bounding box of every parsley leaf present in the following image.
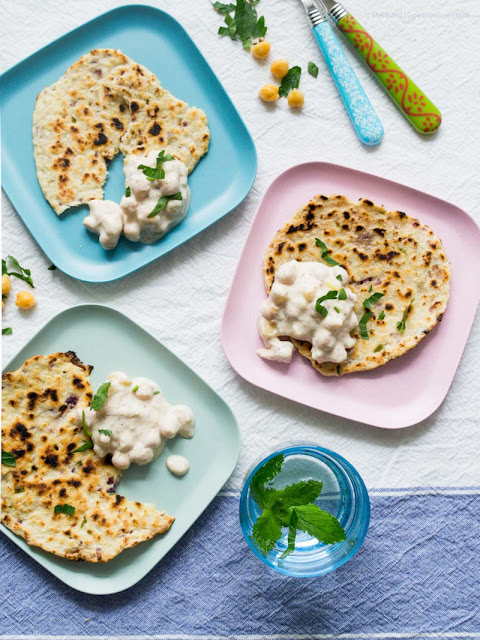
[54,504,75,516]
[212,1,236,13]
[363,292,384,310]
[252,508,282,554]
[2,450,16,467]
[148,192,182,218]
[90,381,111,411]
[3,256,34,288]
[308,61,318,78]
[137,150,174,181]
[216,0,267,49]
[397,300,414,333]
[293,504,346,545]
[359,311,373,339]
[2,328,12,335]
[315,238,339,266]
[279,66,301,98]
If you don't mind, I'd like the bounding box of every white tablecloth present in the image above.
[1,0,479,492]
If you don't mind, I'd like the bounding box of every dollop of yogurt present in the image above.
[77,371,194,470]
[166,455,190,476]
[84,150,191,249]
[257,260,358,364]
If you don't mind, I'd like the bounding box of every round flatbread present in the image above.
[263,195,451,375]
[1,352,174,562]
[33,49,210,214]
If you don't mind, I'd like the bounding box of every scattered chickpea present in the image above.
[252,40,271,59]
[15,291,36,310]
[259,84,280,103]
[288,89,304,108]
[2,274,11,295]
[270,59,289,79]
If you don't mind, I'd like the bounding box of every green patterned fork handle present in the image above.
[322,0,442,134]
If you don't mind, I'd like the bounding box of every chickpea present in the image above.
[270,59,289,79]
[2,274,11,295]
[252,40,271,60]
[15,291,36,310]
[288,89,304,108]
[259,84,280,103]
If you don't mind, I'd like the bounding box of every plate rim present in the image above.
[1,302,241,595]
[0,3,257,283]
[221,160,480,429]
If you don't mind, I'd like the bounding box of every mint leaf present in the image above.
[90,381,111,411]
[378,310,385,320]
[148,192,182,218]
[2,450,16,467]
[2,327,12,335]
[138,150,174,181]
[48,264,57,271]
[250,454,284,508]
[359,311,373,339]
[81,410,91,437]
[252,508,282,554]
[54,504,76,516]
[272,480,323,511]
[315,237,339,266]
[363,292,384,310]
[125,186,131,197]
[397,300,414,333]
[308,61,318,78]
[3,256,34,288]
[293,504,346,545]
[99,429,112,437]
[280,508,298,559]
[279,66,301,98]
[73,440,93,453]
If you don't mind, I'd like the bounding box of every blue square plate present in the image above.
[1,304,240,594]
[0,4,257,282]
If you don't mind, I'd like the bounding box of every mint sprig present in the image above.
[250,456,346,557]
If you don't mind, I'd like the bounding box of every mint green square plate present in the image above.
[1,304,240,595]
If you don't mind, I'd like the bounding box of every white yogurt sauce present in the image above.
[257,260,358,364]
[166,455,190,476]
[83,200,124,250]
[84,150,190,249]
[77,371,194,470]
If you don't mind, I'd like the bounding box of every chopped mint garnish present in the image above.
[315,238,339,266]
[363,292,384,310]
[148,192,182,218]
[2,450,16,467]
[397,300,414,333]
[359,311,374,339]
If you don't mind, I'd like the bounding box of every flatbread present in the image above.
[1,352,174,562]
[33,49,210,214]
[263,195,451,375]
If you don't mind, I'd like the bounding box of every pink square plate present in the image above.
[222,162,480,429]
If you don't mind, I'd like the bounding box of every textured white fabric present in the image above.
[1,0,479,490]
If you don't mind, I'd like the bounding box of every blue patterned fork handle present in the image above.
[302,0,383,146]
